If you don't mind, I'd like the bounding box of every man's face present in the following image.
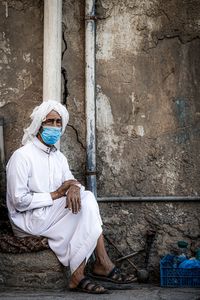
[37,110,62,146]
[42,110,62,127]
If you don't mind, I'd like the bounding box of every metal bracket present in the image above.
[85,15,98,21]
[85,171,97,176]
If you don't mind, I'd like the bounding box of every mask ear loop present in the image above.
[37,124,44,139]
[39,117,46,135]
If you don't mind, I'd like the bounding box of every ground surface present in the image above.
[0,285,199,300]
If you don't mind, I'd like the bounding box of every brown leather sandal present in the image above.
[89,266,137,284]
[69,277,110,294]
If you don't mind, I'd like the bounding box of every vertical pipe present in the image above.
[85,0,97,197]
[43,0,62,102]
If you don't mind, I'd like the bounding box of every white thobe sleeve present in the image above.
[7,152,53,212]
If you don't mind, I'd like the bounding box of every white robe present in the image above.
[6,137,102,273]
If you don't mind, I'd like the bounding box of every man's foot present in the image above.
[69,277,109,294]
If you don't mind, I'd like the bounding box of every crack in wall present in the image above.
[67,124,86,150]
[61,30,69,105]
[62,30,67,60]
[61,66,68,105]
[144,34,200,52]
[157,34,200,45]
[61,27,85,150]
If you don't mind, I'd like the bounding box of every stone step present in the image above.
[0,250,69,289]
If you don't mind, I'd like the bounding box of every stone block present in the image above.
[0,250,69,289]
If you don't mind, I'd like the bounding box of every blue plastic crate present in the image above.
[160,255,200,288]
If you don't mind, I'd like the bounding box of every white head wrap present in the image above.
[22,100,69,145]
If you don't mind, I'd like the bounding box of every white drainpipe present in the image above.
[43,0,62,102]
[85,0,97,197]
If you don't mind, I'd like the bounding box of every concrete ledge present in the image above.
[0,250,69,289]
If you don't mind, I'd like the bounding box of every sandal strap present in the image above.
[107,267,136,283]
[107,267,121,278]
[90,283,103,292]
[77,277,106,292]
[77,277,91,289]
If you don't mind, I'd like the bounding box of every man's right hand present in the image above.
[50,180,79,200]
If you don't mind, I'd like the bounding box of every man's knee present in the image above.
[81,190,95,200]
[81,190,98,211]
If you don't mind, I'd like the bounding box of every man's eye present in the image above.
[43,119,62,126]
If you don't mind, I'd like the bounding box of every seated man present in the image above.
[6,100,135,294]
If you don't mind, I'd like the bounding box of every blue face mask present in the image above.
[40,126,62,145]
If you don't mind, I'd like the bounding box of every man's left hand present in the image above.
[65,185,81,214]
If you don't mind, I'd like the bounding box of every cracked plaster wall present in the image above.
[61,0,86,183]
[96,0,200,197]
[0,1,43,160]
[0,0,86,188]
[4,1,199,196]
[0,0,45,228]
[0,0,200,282]
[95,0,200,279]
[0,0,45,234]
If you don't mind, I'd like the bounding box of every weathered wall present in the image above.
[0,0,86,187]
[96,0,200,197]
[2,1,199,195]
[61,0,86,183]
[0,0,200,284]
[95,0,200,280]
[0,0,44,228]
[100,201,200,282]
[0,0,43,159]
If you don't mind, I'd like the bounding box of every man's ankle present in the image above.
[70,273,85,286]
[93,260,114,274]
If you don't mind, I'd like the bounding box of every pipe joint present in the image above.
[85,171,96,176]
[85,15,98,21]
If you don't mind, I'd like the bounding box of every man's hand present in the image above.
[51,180,79,200]
[65,185,81,214]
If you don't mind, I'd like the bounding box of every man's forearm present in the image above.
[51,180,81,201]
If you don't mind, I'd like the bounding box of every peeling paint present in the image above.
[96,85,114,129]
[0,54,8,64]
[0,32,11,55]
[22,53,31,63]
[162,161,180,194]
[96,12,143,60]
[7,87,19,94]
[2,1,8,18]
[0,100,7,108]
[136,125,145,137]
[130,92,136,116]
[17,69,32,90]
